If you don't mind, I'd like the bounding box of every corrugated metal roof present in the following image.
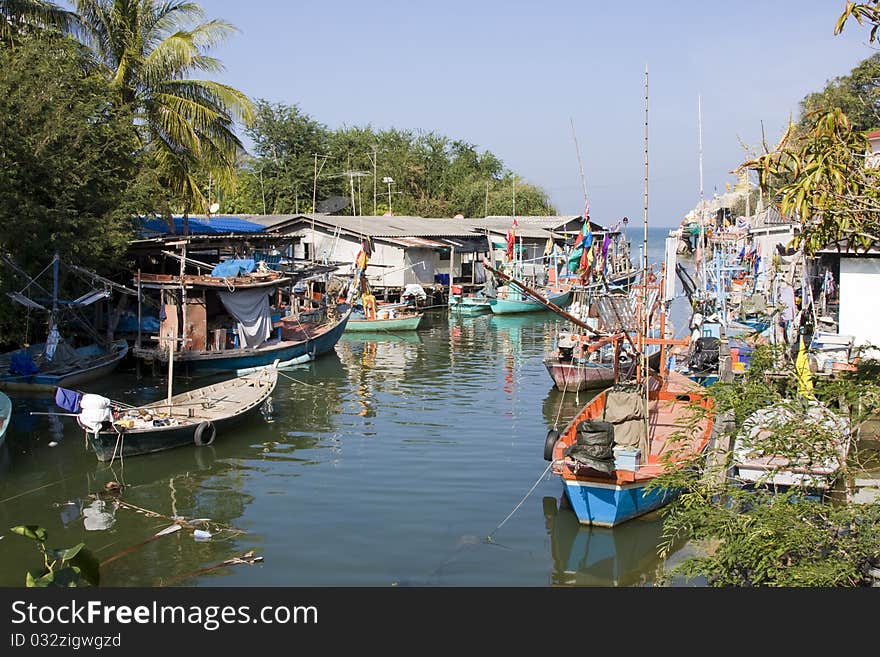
[139,216,266,236]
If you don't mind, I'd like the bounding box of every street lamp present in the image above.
[382,176,394,215]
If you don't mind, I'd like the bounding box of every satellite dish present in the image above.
[316,196,350,214]
[209,202,220,214]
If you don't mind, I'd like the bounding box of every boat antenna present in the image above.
[697,94,707,294]
[570,117,590,215]
[642,65,651,451]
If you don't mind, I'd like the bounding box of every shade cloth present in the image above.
[217,287,274,349]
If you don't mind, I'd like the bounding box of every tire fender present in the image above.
[544,429,560,461]
[194,421,216,447]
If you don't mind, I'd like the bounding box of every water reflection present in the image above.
[542,495,669,586]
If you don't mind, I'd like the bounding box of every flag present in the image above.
[512,216,519,228]
[505,229,515,261]
[544,238,554,257]
[573,218,592,249]
[601,233,611,260]
[795,336,814,398]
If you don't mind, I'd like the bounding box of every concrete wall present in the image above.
[839,256,880,348]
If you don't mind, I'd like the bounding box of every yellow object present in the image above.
[732,361,745,373]
[795,336,814,398]
[362,293,377,320]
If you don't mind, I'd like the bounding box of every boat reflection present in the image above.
[542,495,671,586]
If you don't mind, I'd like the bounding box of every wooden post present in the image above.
[448,244,455,308]
[179,243,187,352]
[136,269,142,350]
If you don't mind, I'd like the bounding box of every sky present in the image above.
[182,1,872,226]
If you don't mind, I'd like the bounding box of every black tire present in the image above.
[575,429,614,446]
[194,421,216,447]
[543,429,560,461]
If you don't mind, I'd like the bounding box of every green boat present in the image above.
[449,294,492,315]
[345,313,423,332]
[489,287,573,315]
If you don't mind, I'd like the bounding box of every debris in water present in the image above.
[48,441,58,447]
[193,529,212,541]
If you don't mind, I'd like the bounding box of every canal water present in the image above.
[0,229,697,587]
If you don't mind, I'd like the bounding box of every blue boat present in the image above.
[545,372,713,527]
[0,339,130,392]
[0,391,11,447]
[138,306,351,375]
[132,267,351,374]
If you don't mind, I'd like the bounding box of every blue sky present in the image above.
[189,2,871,225]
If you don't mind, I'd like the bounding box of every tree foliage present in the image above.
[799,54,880,133]
[225,100,556,218]
[74,0,254,222]
[0,34,141,339]
[651,346,880,586]
[739,108,880,254]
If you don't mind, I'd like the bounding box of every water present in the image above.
[0,229,691,587]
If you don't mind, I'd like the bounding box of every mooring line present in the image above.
[485,461,555,543]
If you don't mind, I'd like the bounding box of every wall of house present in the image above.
[839,256,880,348]
[403,248,438,286]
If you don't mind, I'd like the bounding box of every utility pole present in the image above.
[383,177,395,214]
[366,147,378,216]
[312,153,329,213]
[485,181,489,217]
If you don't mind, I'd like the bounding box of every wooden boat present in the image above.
[0,254,132,392]
[0,391,11,447]
[0,339,130,392]
[489,285,572,314]
[546,371,713,527]
[77,366,278,461]
[449,294,492,315]
[133,266,352,375]
[345,311,423,332]
[732,401,849,491]
[544,331,636,391]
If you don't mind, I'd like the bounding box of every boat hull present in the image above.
[345,314,422,332]
[449,295,492,315]
[562,479,674,527]
[543,358,618,391]
[87,409,255,461]
[0,340,130,393]
[139,309,350,374]
[489,290,572,314]
[0,391,10,447]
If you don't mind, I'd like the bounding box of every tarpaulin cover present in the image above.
[9,352,38,376]
[211,258,256,278]
[55,387,83,413]
[218,287,273,349]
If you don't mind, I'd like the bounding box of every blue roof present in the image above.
[139,216,266,236]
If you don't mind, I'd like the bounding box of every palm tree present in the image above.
[1,0,75,40]
[74,0,254,230]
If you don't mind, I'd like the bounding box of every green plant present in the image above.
[10,525,100,587]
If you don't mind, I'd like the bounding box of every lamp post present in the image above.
[382,176,394,214]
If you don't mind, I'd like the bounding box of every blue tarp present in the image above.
[55,387,82,413]
[211,259,256,278]
[9,352,38,376]
[139,216,266,236]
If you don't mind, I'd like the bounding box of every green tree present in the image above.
[74,0,254,229]
[0,0,74,41]
[0,34,140,339]
[799,54,880,133]
[738,108,880,254]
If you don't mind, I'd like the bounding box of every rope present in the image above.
[485,461,555,543]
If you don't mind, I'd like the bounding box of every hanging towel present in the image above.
[55,387,83,413]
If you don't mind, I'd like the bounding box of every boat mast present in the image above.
[642,65,651,450]
[697,94,707,294]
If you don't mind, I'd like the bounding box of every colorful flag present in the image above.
[795,336,814,398]
[544,238,554,256]
[505,229,515,261]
